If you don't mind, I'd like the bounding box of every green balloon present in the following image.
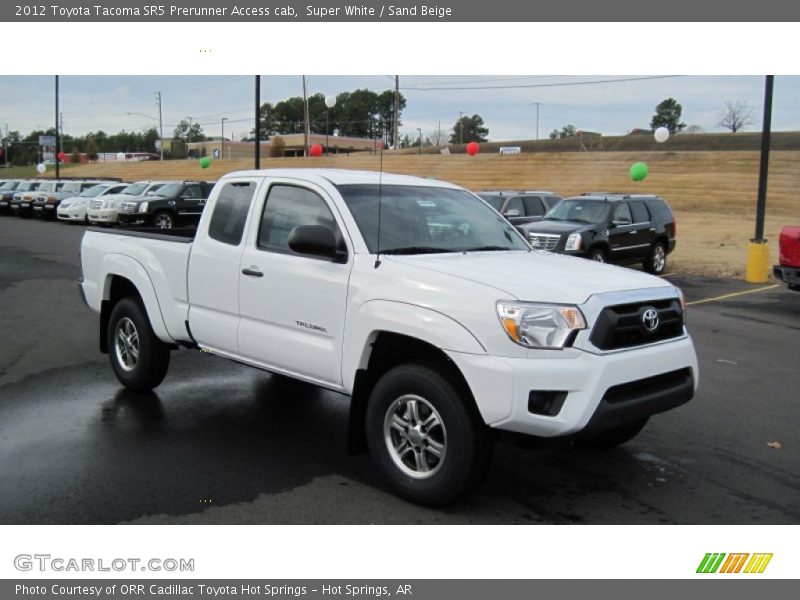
[199,157,211,169]
[630,161,648,181]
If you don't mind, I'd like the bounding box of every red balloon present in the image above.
[57,151,66,161]
[466,141,480,156]
[310,144,323,157]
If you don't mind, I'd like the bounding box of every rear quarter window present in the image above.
[645,198,674,223]
[208,182,256,246]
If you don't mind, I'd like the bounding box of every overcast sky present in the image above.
[1,75,798,142]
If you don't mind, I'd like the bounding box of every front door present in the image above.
[237,182,352,387]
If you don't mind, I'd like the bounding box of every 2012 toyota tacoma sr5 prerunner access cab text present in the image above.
[80,169,698,505]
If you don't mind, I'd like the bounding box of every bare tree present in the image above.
[684,125,704,134]
[428,122,448,147]
[718,101,753,133]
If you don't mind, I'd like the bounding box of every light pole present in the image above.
[221,117,228,159]
[155,91,164,161]
[417,128,422,155]
[325,95,337,156]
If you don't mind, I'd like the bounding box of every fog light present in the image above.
[527,391,567,416]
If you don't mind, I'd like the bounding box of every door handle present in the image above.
[630,230,638,234]
[241,267,264,278]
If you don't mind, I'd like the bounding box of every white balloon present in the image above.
[325,95,337,109]
[116,152,126,161]
[36,163,46,174]
[654,127,670,143]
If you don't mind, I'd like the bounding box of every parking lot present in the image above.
[0,216,797,525]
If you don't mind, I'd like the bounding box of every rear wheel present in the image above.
[366,363,493,506]
[644,241,667,274]
[580,418,648,449]
[153,211,174,229]
[107,297,171,391]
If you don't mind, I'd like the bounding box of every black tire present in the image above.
[580,418,648,449]
[153,211,174,229]
[788,284,800,292]
[644,240,668,274]
[588,247,607,263]
[365,363,493,506]
[107,297,171,391]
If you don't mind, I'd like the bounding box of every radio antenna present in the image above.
[374,135,384,268]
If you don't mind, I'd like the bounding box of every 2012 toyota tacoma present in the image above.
[79,169,699,505]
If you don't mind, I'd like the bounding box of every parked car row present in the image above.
[477,188,678,275]
[2,177,677,273]
[0,178,214,229]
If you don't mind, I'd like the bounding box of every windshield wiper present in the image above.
[461,245,512,252]
[381,246,454,255]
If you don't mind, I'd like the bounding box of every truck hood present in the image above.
[386,250,672,304]
[523,219,595,234]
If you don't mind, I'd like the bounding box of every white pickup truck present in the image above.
[80,169,698,505]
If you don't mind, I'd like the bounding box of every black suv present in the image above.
[521,193,677,274]
[477,190,562,228]
[117,181,215,229]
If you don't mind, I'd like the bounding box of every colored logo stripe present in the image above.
[697,553,772,574]
[744,553,773,574]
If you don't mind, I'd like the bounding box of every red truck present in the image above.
[773,226,800,291]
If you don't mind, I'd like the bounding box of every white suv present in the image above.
[58,183,129,223]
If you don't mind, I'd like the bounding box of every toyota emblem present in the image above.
[642,308,659,332]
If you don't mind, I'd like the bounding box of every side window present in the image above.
[630,201,650,223]
[545,196,561,209]
[184,185,202,198]
[503,197,525,216]
[258,185,337,255]
[613,203,633,224]
[208,182,256,246]
[522,196,546,216]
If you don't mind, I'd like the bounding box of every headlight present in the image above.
[496,301,586,349]
[138,201,149,213]
[565,233,582,251]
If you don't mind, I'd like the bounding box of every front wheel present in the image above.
[107,297,171,391]
[153,211,174,229]
[366,363,493,506]
[644,241,667,274]
[588,247,607,263]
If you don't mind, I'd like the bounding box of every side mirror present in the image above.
[504,208,522,217]
[288,225,344,262]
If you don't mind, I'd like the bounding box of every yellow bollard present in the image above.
[745,240,770,283]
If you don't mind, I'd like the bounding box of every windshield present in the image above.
[62,182,83,193]
[543,199,611,225]
[337,184,529,254]
[81,184,109,197]
[39,182,58,192]
[0,182,19,191]
[121,182,148,196]
[151,183,181,197]
[478,194,505,212]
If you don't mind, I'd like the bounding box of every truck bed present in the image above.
[80,227,195,344]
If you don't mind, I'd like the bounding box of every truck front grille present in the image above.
[119,202,138,214]
[528,233,560,251]
[590,299,684,351]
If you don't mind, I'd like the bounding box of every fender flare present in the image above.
[100,253,174,344]
[341,299,485,393]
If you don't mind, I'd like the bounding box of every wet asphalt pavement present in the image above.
[0,217,798,524]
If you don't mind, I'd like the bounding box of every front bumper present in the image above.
[448,335,698,438]
[117,212,149,226]
[773,264,800,286]
[87,209,119,223]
